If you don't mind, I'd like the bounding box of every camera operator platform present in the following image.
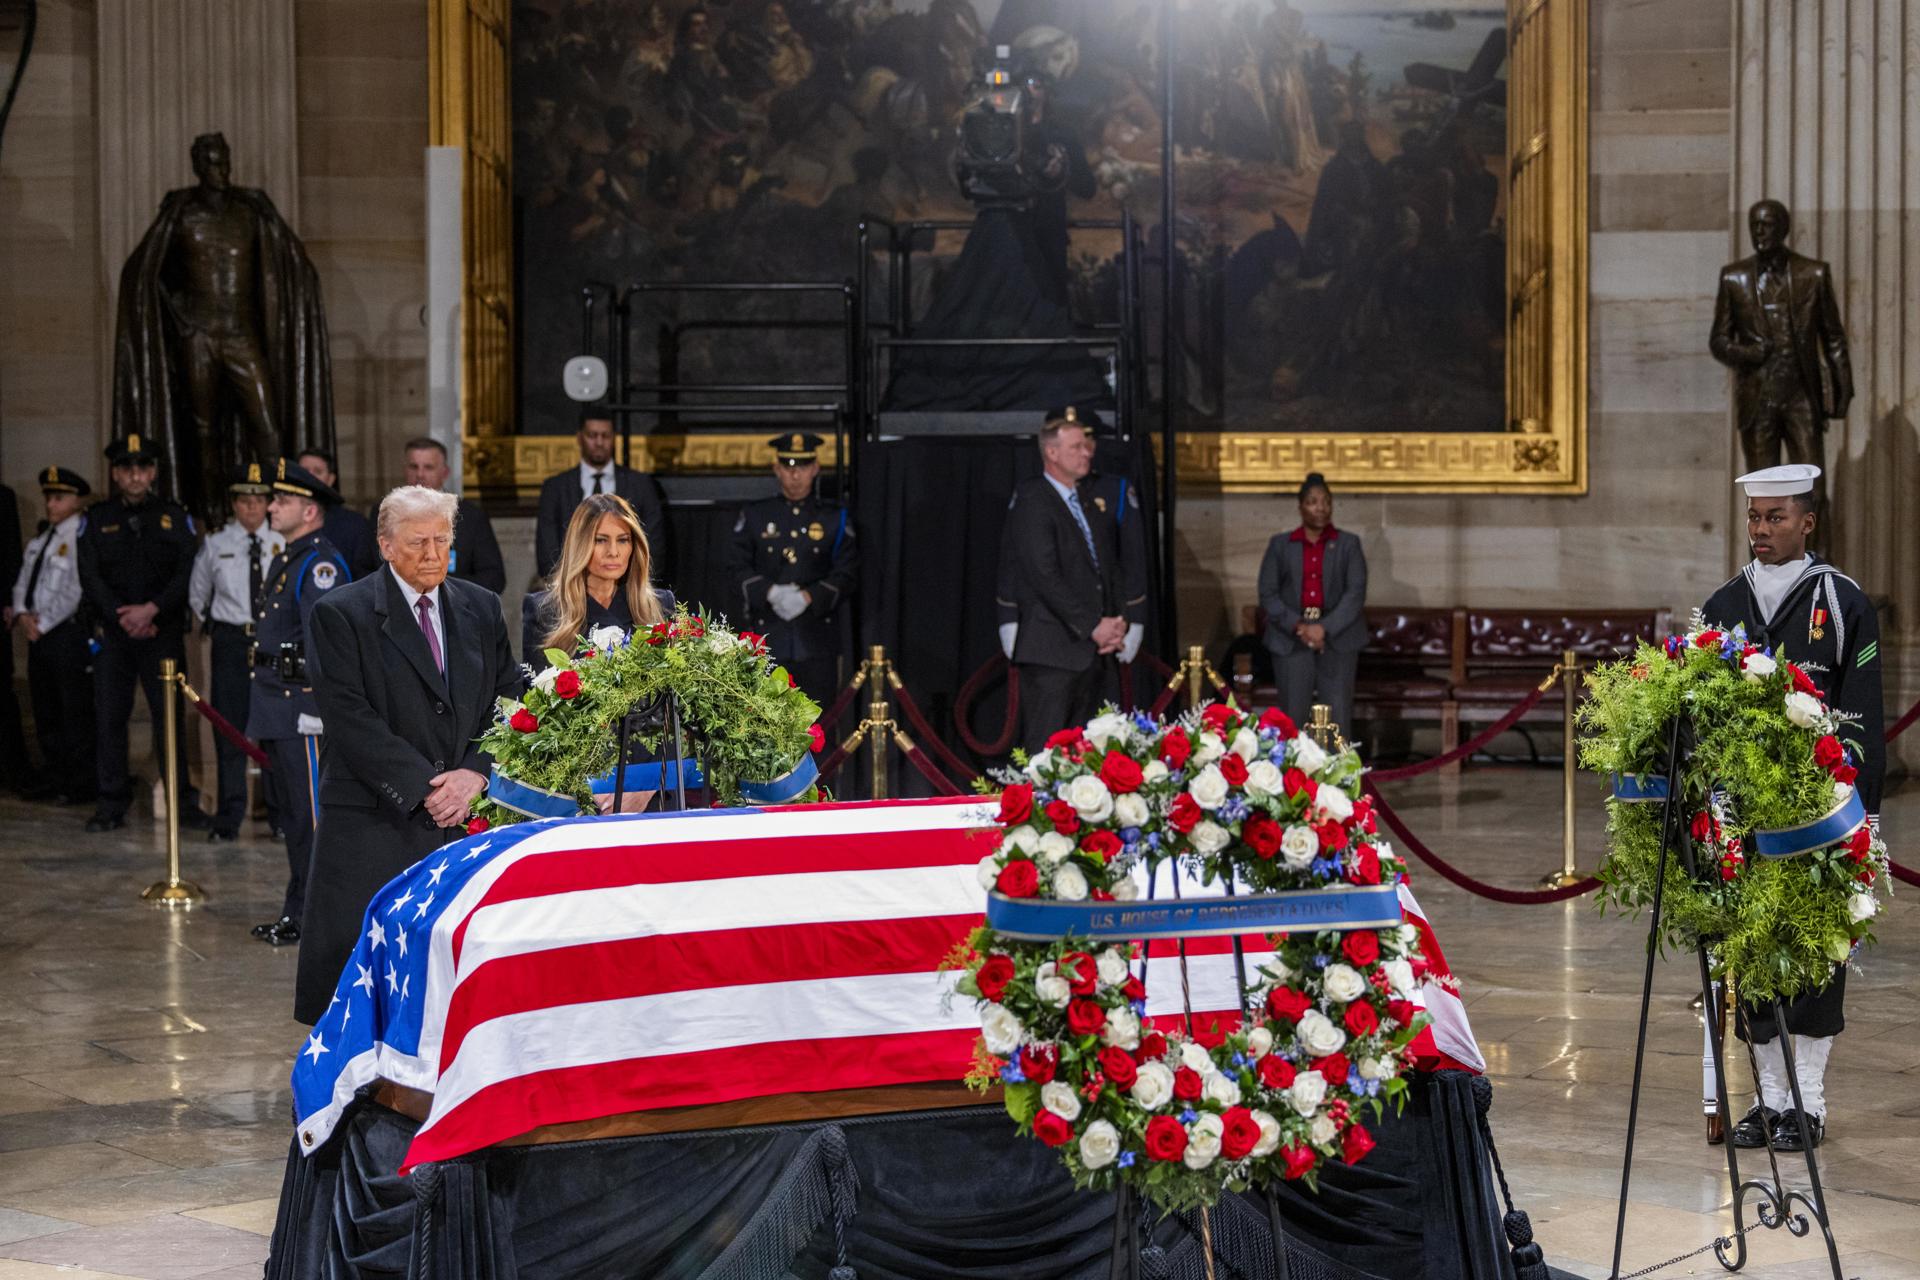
[246,459,352,947]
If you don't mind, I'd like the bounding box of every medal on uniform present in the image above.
[807,521,825,541]
[1811,606,1827,641]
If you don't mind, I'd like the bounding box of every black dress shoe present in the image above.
[1731,1104,1777,1148]
[268,824,286,842]
[1771,1108,1824,1151]
[178,807,212,831]
[84,808,127,833]
[262,917,301,947]
[208,827,238,843]
[250,918,279,939]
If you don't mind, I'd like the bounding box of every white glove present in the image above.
[767,584,808,622]
[1118,623,1143,664]
[297,713,325,736]
[999,622,1018,660]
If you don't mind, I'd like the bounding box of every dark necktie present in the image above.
[590,471,605,496]
[22,532,50,610]
[1065,490,1099,568]
[416,595,445,673]
[247,534,264,617]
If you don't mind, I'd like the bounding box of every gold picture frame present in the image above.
[438,0,1586,496]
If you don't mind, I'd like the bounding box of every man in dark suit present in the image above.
[298,448,379,579]
[534,410,668,580]
[1709,199,1854,513]
[294,484,524,1024]
[398,436,505,593]
[997,408,1134,751]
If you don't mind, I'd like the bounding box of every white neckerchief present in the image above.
[1747,555,1812,623]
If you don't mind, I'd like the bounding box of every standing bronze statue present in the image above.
[1709,199,1853,512]
[113,132,335,523]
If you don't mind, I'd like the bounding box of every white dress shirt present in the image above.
[579,461,615,497]
[391,570,447,665]
[189,520,284,626]
[11,513,86,632]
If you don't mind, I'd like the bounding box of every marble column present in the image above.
[1731,0,1920,689]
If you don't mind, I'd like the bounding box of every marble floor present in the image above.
[0,767,1915,1279]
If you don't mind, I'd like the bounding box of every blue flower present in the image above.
[1000,1060,1027,1085]
[1220,797,1250,823]
[1169,769,1188,787]
[1180,1108,1198,1125]
[1230,1052,1251,1069]
[1118,1151,1136,1168]
[1121,826,1142,844]
[1132,711,1158,734]
[1146,833,1163,851]
[1311,954,1330,969]
[1132,1000,1148,1017]
[1268,745,1289,766]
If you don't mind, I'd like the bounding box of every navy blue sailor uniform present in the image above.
[247,527,351,928]
[725,493,858,707]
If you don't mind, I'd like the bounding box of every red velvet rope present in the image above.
[813,741,855,786]
[888,672,979,785]
[1890,861,1920,888]
[817,669,866,727]
[183,688,272,767]
[901,743,965,796]
[954,656,1021,757]
[1885,693,1920,743]
[1361,777,1601,905]
[1365,683,1553,781]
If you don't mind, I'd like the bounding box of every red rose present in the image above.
[1312,1051,1350,1084]
[1201,702,1236,732]
[553,669,581,700]
[1348,845,1381,885]
[1060,951,1098,996]
[1342,931,1379,968]
[1033,1109,1074,1147]
[1044,798,1081,836]
[465,815,490,835]
[1100,1046,1139,1089]
[1344,1000,1380,1038]
[975,954,1015,1002]
[1858,865,1877,884]
[1316,820,1349,853]
[998,783,1034,827]
[1834,764,1858,785]
[997,860,1039,898]
[1257,1055,1296,1090]
[1162,731,1195,772]
[1144,1115,1188,1162]
[646,622,669,646]
[1173,1065,1204,1101]
[1099,750,1145,794]
[1342,1123,1376,1165]
[1221,1106,1262,1161]
[1081,830,1122,863]
[1168,793,1203,834]
[808,724,825,752]
[1019,1044,1058,1084]
[1693,629,1723,649]
[740,630,764,652]
[1690,810,1715,842]
[1046,727,1085,750]
[1139,1031,1168,1061]
[1267,987,1312,1022]
[509,707,539,733]
[1219,753,1249,787]
[1814,735,1844,769]
[1846,826,1873,859]
[1280,1144,1317,1180]
[1242,813,1284,859]
[1787,662,1819,696]
[1388,999,1419,1029]
[1067,999,1107,1037]
[1282,767,1312,799]
[1259,707,1298,737]
[1194,1017,1228,1049]
[1123,973,1146,1001]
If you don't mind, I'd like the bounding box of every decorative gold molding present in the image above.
[477,433,845,491]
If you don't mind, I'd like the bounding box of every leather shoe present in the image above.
[208,827,238,843]
[1771,1108,1824,1151]
[262,917,301,947]
[178,807,212,831]
[84,808,127,833]
[250,918,280,939]
[1731,1104,1777,1148]
[268,824,286,842]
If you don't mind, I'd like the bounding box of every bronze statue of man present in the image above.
[113,132,335,522]
[1709,199,1853,511]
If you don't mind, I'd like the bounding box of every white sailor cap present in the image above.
[1736,463,1821,497]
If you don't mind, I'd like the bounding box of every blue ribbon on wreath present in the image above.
[1749,788,1866,859]
[737,754,819,805]
[488,760,707,819]
[985,883,1404,943]
[1609,774,1670,803]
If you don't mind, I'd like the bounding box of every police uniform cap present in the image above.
[104,434,158,465]
[1736,464,1821,498]
[1043,405,1105,432]
[38,466,90,497]
[230,461,273,496]
[770,432,825,466]
[269,457,344,506]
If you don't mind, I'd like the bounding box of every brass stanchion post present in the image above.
[1185,643,1203,709]
[1541,648,1583,888]
[867,643,889,800]
[142,660,205,908]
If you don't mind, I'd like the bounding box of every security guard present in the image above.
[724,432,858,705]
[78,434,202,832]
[247,459,351,946]
[9,467,96,802]
[188,464,284,841]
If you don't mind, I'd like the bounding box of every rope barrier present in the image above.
[1362,777,1601,905]
[898,737,965,796]
[1886,692,1920,743]
[886,670,979,787]
[954,656,1020,757]
[816,665,868,728]
[175,672,271,767]
[1366,683,1555,781]
[1889,860,1920,888]
[814,739,855,786]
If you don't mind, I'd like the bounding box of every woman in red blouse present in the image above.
[1256,473,1369,735]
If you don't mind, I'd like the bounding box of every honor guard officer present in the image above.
[79,434,203,833]
[246,459,352,946]
[188,465,284,841]
[1706,463,1883,1153]
[8,467,97,802]
[724,433,858,705]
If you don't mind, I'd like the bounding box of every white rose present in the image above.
[708,635,736,656]
[1187,764,1229,810]
[976,856,1002,890]
[1111,876,1140,902]
[1835,781,1856,806]
[1321,963,1367,1004]
[1079,1119,1121,1169]
[1053,864,1090,901]
[1085,712,1132,749]
[1113,793,1150,829]
[1742,652,1777,682]
[1315,785,1354,823]
[1065,774,1114,822]
[1034,962,1073,1008]
[1296,1010,1349,1057]
[1397,923,1420,947]
[1309,1113,1338,1146]
[1194,732,1227,765]
[1041,1080,1083,1122]
[1246,760,1285,797]
[1103,1005,1142,1050]
[1290,734,1329,774]
[1142,759,1170,783]
[1262,959,1295,987]
[1245,1026,1275,1059]
[1279,824,1320,870]
[1002,825,1039,855]
[1204,1073,1243,1107]
[1037,831,1075,864]
[1183,1113,1224,1169]
[1359,1056,1394,1081]
[1230,727,1260,761]
[587,624,626,651]
[1849,891,1879,922]
[1288,1069,1328,1116]
[1131,1060,1175,1110]
[1190,820,1230,854]
[1096,948,1130,987]
[1784,690,1824,729]
[531,666,560,694]
[1251,1110,1282,1157]
[1179,1040,1215,1074]
[1023,750,1054,782]
[980,1005,1023,1055]
[1382,959,1416,998]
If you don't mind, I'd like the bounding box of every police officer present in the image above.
[247,459,351,946]
[8,467,96,802]
[724,432,858,705]
[188,464,284,841]
[78,434,203,832]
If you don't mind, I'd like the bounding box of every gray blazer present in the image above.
[1257,528,1368,658]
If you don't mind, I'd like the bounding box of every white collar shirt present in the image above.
[189,520,284,626]
[391,570,447,663]
[579,461,616,498]
[10,513,87,631]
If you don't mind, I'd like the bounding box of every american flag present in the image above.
[291,797,1480,1170]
